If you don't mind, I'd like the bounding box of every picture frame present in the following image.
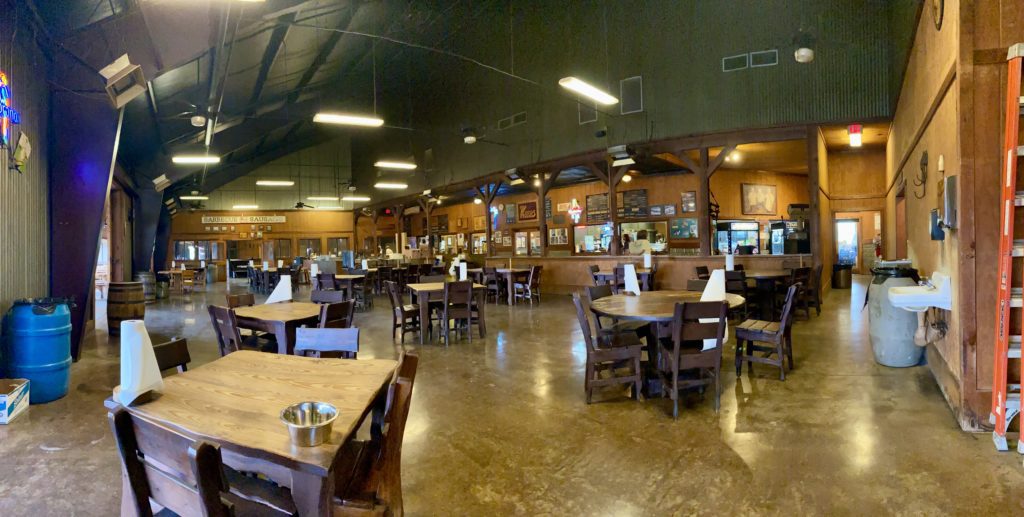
[557,202,570,212]
[548,227,569,245]
[517,201,538,222]
[240,232,247,238]
[265,225,272,232]
[664,204,677,216]
[670,218,699,239]
[230,226,236,232]
[505,204,517,224]
[741,183,777,215]
[473,215,486,230]
[205,226,211,232]
[680,191,697,213]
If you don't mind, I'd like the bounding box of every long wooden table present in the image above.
[742,269,791,318]
[106,351,398,516]
[466,268,531,305]
[406,282,487,344]
[233,301,321,354]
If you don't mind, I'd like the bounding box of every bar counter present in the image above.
[483,254,813,294]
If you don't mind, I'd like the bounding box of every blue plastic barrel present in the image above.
[2,299,72,403]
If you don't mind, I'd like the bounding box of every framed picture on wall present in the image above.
[505,204,517,224]
[741,183,777,215]
[518,201,538,222]
[265,225,272,232]
[240,232,247,238]
[230,226,236,232]
[473,215,486,230]
[680,192,697,213]
[664,204,677,216]
[205,226,211,232]
[548,227,568,245]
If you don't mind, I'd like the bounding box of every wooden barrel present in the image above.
[107,282,145,335]
[134,272,156,304]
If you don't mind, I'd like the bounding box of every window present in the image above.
[173,241,217,261]
[298,238,321,256]
[326,237,349,255]
[273,239,291,261]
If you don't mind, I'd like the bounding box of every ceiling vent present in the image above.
[578,103,597,125]
[750,50,779,68]
[497,111,527,131]
[619,76,643,115]
[722,54,749,72]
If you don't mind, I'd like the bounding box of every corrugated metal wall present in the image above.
[0,13,50,314]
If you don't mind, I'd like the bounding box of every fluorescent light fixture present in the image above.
[558,76,618,105]
[342,195,372,202]
[308,196,339,201]
[256,180,294,186]
[474,197,483,205]
[179,195,209,200]
[232,205,258,210]
[172,155,220,165]
[509,178,525,186]
[611,157,635,167]
[374,160,417,170]
[374,182,408,190]
[848,124,863,147]
[621,174,632,183]
[313,112,384,127]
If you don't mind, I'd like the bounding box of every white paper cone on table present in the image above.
[200,260,206,268]
[264,275,293,304]
[725,253,735,271]
[361,259,369,270]
[262,261,269,270]
[113,320,164,406]
[643,253,652,269]
[181,263,186,271]
[248,259,254,267]
[623,264,642,296]
[171,260,176,269]
[699,269,729,350]
[459,262,468,281]
[277,259,284,268]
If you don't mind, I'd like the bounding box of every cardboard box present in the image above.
[0,379,29,424]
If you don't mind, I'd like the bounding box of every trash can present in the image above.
[869,264,922,367]
[832,264,853,289]
[1,298,73,403]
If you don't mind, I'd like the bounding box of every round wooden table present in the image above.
[590,290,745,322]
[743,269,790,280]
[742,269,791,319]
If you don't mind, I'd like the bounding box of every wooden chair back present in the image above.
[724,270,748,295]
[695,265,711,280]
[671,301,729,346]
[419,274,447,283]
[294,327,359,359]
[319,300,356,329]
[181,270,195,282]
[571,292,597,353]
[153,338,191,374]
[733,264,744,271]
[225,293,255,308]
[586,284,614,301]
[529,265,542,289]
[311,289,347,304]
[207,305,244,356]
[374,352,419,516]
[384,280,404,312]
[686,279,709,291]
[109,408,232,517]
[779,283,801,332]
[444,280,474,318]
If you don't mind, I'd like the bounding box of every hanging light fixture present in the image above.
[374,181,408,190]
[172,154,220,165]
[374,160,417,170]
[558,76,618,105]
[342,195,372,202]
[256,180,294,186]
[313,113,384,127]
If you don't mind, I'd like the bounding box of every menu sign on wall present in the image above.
[586,193,609,224]
[202,215,286,224]
[617,189,648,218]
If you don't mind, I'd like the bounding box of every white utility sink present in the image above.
[887,272,952,312]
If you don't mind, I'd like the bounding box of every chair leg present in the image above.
[787,335,795,370]
[735,340,743,376]
[634,356,642,400]
[585,361,594,404]
[777,340,786,381]
[713,367,721,412]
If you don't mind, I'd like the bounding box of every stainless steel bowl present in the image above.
[280,401,338,447]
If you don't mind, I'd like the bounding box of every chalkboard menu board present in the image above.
[586,193,609,223]
[431,214,449,233]
[618,189,648,218]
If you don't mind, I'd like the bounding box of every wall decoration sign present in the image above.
[670,218,699,239]
[586,193,608,223]
[618,189,648,218]
[741,183,777,215]
[557,202,570,212]
[680,191,697,213]
[203,215,285,224]
[473,215,486,230]
[544,197,553,219]
[664,204,677,216]
[518,201,538,222]
[552,214,566,225]
[568,198,583,224]
[505,203,517,224]
[0,71,22,146]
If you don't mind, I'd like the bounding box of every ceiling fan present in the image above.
[460,125,507,147]
[161,101,208,127]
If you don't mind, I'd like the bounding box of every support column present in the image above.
[696,149,711,256]
[535,170,562,257]
[418,198,435,254]
[806,126,822,269]
[476,181,502,258]
[607,165,629,256]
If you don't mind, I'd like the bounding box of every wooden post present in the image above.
[536,170,563,257]
[371,210,380,254]
[696,149,712,256]
[352,210,361,253]
[477,181,503,258]
[608,165,629,256]
[806,126,822,270]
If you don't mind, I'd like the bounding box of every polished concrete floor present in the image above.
[2,276,1023,515]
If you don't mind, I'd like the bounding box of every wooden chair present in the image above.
[612,266,627,293]
[333,353,419,516]
[695,265,711,280]
[588,264,605,286]
[152,338,191,374]
[294,327,359,359]
[513,265,542,304]
[788,266,812,320]
[385,281,420,343]
[207,305,274,356]
[572,292,643,404]
[225,293,255,308]
[585,284,651,344]
[733,264,745,271]
[110,408,291,517]
[320,300,357,329]
[657,301,729,417]
[377,266,393,294]
[483,267,502,303]
[181,270,196,294]
[725,270,752,319]
[349,269,372,310]
[192,268,207,290]
[735,283,800,381]
[806,264,823,316]
[442,280,479,344]
[686,279,709,291]
[312,289,348,304]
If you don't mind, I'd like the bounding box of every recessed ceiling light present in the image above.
[374,182,408,190]
[172,155,220,165]
[308,196,339,201]
[342,195,371,202]
[533,177,542,187]
[179,195,209,200]
[256,180,294,186]
[621,174,632,183]
[474,197,483,204]
[374,160,417,170]
[463,135,477,144]
[313,112,385,127]
[232,205,258,210]
[558,76,618,105]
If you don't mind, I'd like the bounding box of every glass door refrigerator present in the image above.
[715,221,761,254]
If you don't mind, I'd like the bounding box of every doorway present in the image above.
[834,210,882,274]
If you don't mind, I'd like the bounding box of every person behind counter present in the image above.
[628,230,653,255]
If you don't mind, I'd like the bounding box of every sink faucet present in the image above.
[919,278,935,289]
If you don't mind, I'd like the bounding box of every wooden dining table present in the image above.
[233,301,322,354]
[334,273,365,297]
[406,282,487,344]
[589,290,745,323]
[105,351,398,516]
[742,269,791,318]
[593,267,655,291]
[466,268,531,305]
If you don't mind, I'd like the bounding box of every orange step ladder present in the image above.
[991,42,1024,452]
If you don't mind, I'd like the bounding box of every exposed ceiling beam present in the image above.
[286,4,360,105]
[247,12,297,115]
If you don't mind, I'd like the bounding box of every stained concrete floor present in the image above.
[2,276,1023,515]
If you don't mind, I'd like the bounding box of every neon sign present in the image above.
[0,71,21,146]
[568,198,583,224]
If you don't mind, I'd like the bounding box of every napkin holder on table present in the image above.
[113,320,164,406]
[277,259,284,268]
[699,269,729,350]
[265,275,293,304]
[361,259,369,270]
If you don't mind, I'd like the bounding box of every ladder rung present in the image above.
[1011,335,1022,358]
[1016,192,1024,206]
[1014,240,1024,257]
[1012,288,1023,307]
[1019,146,1024,157]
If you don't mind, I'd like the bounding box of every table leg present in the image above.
[506,272,514,305]
[291,470,334,517]
[272,321,290,355]
[476,288,486,337]
[419,292,430,345]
